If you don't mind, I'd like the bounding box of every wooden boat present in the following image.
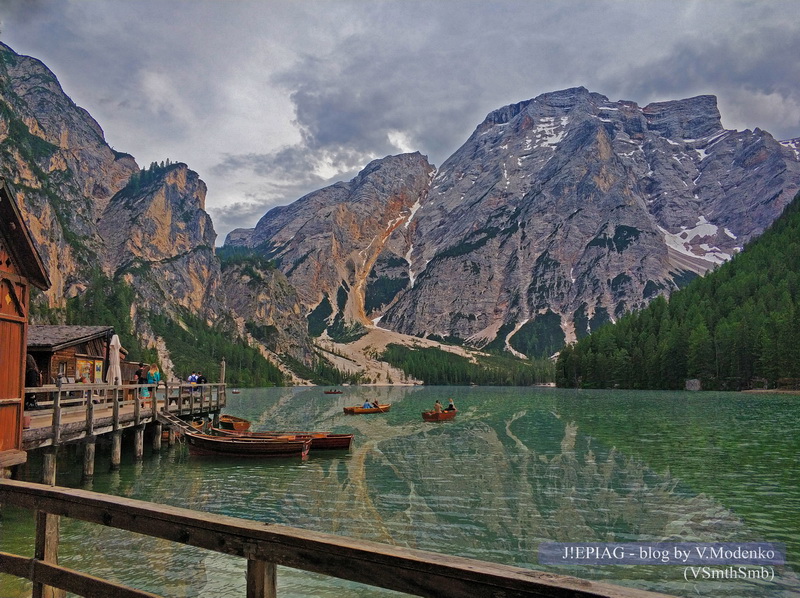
[343,404,391,415]
[219,414,251,431]
[231,388,241,394]
[212,428,354,450]
[185,431,310,458]
[422,409,457,422]
[324,389,343,394]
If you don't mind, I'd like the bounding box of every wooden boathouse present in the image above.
[0,179,51,471]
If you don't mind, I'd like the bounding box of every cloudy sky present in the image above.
[1,0,799,243]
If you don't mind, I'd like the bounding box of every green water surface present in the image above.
[1,387,797,597]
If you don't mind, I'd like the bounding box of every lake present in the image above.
[1,387,798,597]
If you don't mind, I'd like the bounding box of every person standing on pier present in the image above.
[134,362,147,398]
[147,364,161,388]
[24,354,41,409]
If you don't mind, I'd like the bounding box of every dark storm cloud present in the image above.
[607,24,800,139]
[2,0,800,242]
[0,0,49,24]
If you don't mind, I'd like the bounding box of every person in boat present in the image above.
[444,398,456,411]
[433,400,443,413]
[362,399,374,409]
[371,400,381,408]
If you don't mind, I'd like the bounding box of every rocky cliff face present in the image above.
[97,164,225,320]
[0,42,139,300]
[381,88,800,354]
[229,153,434,336]
[221,259,313,363]
[0,42,311,367]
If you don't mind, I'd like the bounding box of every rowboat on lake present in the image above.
[212,428,354,450]
[218,414,251,431]
[185,431,310,458]
[422,409,457,422]
[343,404,391,415]
[323,389,343,394]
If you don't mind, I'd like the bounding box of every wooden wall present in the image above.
[0,239,28,453]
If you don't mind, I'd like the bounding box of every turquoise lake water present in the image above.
[1,386,798,597]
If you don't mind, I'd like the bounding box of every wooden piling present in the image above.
[110,432,122,471]
[152,423,162,452]
[82,437,96,482]
[134,426,144,462]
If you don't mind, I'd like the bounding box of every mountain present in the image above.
[232,87,800,357]
[227,152,435,339]
[0,42,313,378]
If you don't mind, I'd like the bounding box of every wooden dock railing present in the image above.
[0,479,673,598]
[23,382,226,448]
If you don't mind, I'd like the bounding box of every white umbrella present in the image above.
[106,334,123,385]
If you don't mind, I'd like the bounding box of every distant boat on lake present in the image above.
[422,409,457,422]
[324,389,343,394]
[343,404,391,414]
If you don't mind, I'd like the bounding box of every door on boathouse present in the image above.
[0,180,50,466]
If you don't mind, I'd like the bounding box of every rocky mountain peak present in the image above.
[376,88,800,354]
[643,95,722,139]
[235,152,433,334]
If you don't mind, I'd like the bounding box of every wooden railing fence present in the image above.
[0,479,672,598]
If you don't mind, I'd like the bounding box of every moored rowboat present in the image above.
[422,409,457,422]
[185,431,310,458]
[212,428,354,450]
[343,404,391,415]
[219,414,251,431]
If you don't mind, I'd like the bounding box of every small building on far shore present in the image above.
[26,325,127,384]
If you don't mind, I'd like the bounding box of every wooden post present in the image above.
[110,432,122,471]
[52,388,62,447]
[247,559,277,598]
[220,357,226,384]
[212,411,220,428]
[134,426,144,462]
[134,388,141,425]
[34,448,64,598]
[82,437,96,482]
[85,393,94,437]
[112,388,120,431]
[152,422,162,451]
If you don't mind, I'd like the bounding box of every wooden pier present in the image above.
[0,478,674,598]
[20,380,226,480]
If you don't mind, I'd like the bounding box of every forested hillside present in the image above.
[556,192,800,390]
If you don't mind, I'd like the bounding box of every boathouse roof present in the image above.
[0,179,50,290]
[27,325,114,351]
